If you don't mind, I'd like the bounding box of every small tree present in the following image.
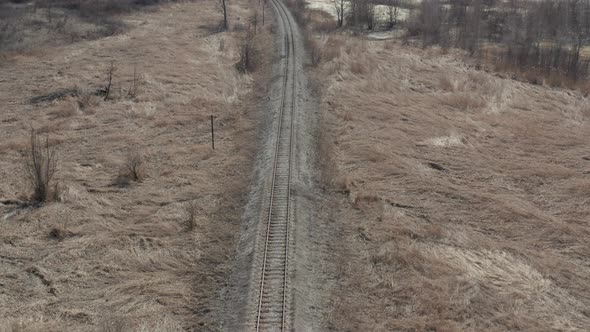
[386,0,399,29]
[23,129,58,203]
[419,0,442,47]
[334,0,348,27]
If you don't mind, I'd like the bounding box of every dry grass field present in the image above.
[317,36,590,331]
[0,1,270,330]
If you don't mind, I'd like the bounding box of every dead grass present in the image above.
[318,36,590,331]
[0,0,264,330]
[0,2,125,56]
[441,92,487,111]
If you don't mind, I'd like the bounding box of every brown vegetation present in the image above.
[117,150,146,185]
[318,36,590,331]
[0,0,269,330]
[22,129,59,203]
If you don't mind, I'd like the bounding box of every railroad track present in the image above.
[254,0,297,330]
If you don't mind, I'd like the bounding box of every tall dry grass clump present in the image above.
[184,200,198,231]
[22,129,58,203]
[115,150,145,187]
[236,34,255,73]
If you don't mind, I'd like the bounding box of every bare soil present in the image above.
[316,36,590,331]
[0,1,267,330]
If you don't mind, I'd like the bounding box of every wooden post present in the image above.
[210,115,215,150]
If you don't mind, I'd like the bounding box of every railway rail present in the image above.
[254,0,298,330]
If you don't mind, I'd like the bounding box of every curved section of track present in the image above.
[254,0,298,331]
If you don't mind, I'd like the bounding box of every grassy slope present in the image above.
[0,1,261,330]
[319,37,590,331]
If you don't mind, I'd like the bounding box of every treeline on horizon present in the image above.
[337,0,590,88]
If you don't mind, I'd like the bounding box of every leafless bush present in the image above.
[125,151,145,181]
[236,33,255,73]
[308,36,322,67]
[116,150,145,186]
[23,129,58,203]
[184,201,198,231]
[300,27,322,67]
[104,61,116,101]
[127,66,140,99]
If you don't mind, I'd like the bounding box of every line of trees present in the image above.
[335,0,590,84]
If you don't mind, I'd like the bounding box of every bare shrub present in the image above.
[116,150,145,186]
[23,129,58,203]
[184,200,198,231]
[236,33,255,73]
[302,28,322,67]
[104,61,116,101]
[308,38,322,67]
[127,66,140,99]
[124,151,145,181]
